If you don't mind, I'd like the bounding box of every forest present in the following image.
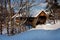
[0,0,60,36]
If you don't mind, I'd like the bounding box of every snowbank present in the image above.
[0,29,60,40]
[30,20,60,30]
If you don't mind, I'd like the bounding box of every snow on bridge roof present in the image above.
[12,9,49,18]
[29,9,49,17]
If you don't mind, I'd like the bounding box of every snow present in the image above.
[0,29,60,40]
[12,13,22,18]
[30,9,49,17]
[12,9,49,18]
[11,29,60,40]
[30,20,60,30]
[2,28,7,34]
[1,20,60,40]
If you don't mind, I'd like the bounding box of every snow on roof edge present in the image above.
[31,9,48,17]
[12,9,49,18]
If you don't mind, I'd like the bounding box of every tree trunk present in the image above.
[0,21,2,35]
[7,0,14,35]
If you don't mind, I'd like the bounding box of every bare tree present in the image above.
[46,0,60,24]
[0,0,43,35]
[7,0,14,35]
[10,0,42,33]
[0,0,7,35]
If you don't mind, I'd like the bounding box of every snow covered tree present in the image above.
[0,0,43,35]
[0,0,7,35]
[46,0,60,24]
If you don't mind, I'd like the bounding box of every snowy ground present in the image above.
[0,20,60,40]
[2,20,60,34]
[0,29,60,40]
[30,20,60,30]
